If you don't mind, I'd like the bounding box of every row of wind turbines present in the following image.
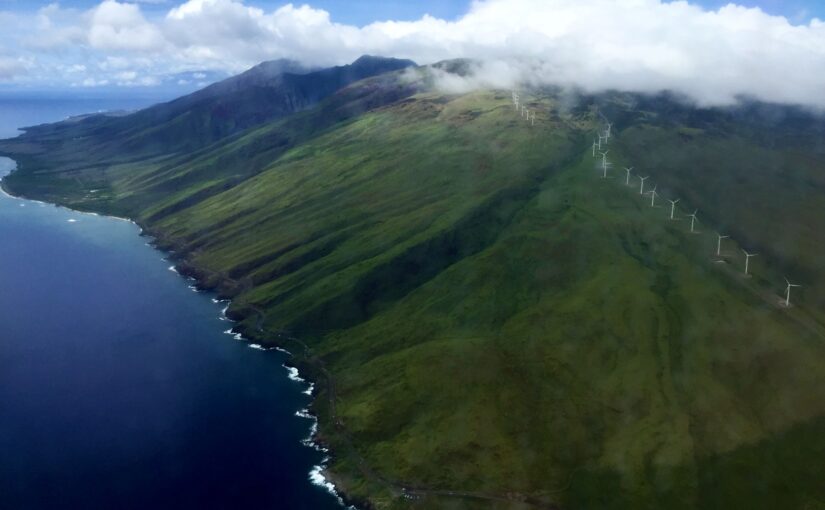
[512,91,536,126]
[591,115,803,308]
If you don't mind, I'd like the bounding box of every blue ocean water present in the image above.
[0,96,342,509]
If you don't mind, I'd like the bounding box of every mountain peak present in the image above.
[349,55,416,71]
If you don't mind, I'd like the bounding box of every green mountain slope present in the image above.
[3,69,825,509]
[6,55,415,162]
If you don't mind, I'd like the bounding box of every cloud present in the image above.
[88,1,165,51]
[8,0,825,107]
[0,57,30,81]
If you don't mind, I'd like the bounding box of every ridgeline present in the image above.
[4,58,825,509]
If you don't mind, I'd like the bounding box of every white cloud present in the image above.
[88,1,165,51]
[8,0,825,108]
[0,58,24,80]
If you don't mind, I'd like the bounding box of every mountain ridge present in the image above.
[3,61,825,509]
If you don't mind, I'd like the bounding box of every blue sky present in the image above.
[2,0,825,107]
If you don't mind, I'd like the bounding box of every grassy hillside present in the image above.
[4,72,825,509]
[601,97,825,310]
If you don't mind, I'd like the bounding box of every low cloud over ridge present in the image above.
[5,0,825,107]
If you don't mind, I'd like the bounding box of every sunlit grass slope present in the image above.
[4,80,825,509]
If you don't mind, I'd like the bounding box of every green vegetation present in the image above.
[3,68,825,509]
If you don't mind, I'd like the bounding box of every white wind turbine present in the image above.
[742,249,758,275]
[593,140,598,157]
[668,198,680,220]
[647,185,658,207]
[599,151,609,178]
[716,234,729,256]
[638,175,649,195]
[531,111,535,126]
[624,167,633,186]
[687,209,699,233]
[783,278,801,307]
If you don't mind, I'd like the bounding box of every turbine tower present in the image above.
[742,249,758,275]
[647,185,658,207]
[687,209,699,233]
[599,151,609,178]
[668,199,680,220]
[783,278,801,307]
[592,140,597,157]
[716,234,729,256]
[597,135,603,151]
[638,176,649,195]
[624,167,633,186]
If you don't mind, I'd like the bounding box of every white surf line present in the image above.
[300,405,351,507]
[309,458,356,509]
[1,170,138,228]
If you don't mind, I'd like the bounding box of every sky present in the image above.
[3,0,825,107]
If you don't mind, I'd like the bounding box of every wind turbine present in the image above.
[531,112,535,126]
[599,151,609,177]
[716,234,729,256]
[638,175,649,195]
[742,249,757,275]
[597,135,603,151]
[668,198,680,220]
[592,140,597,157]
[783,278,801,307]
[624,167,633,186]
[605,121,612,138]
[687,209,699,233]
[647,185,658,207]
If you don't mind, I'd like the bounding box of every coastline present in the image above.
[0,156,360,510]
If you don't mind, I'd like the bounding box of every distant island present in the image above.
[3,55,825,509]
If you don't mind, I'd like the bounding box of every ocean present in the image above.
[0,93,343,509]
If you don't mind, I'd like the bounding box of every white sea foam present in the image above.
[309,462,348,507]
[67,218,77,223]
[167,265,178,274]
[188,284,199,292]
[275,346,292,355]
[249,343,273,351]
[295,408,313,420]
[285,365,305,383]
[304,420,318,444]
[303,382,314,396]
